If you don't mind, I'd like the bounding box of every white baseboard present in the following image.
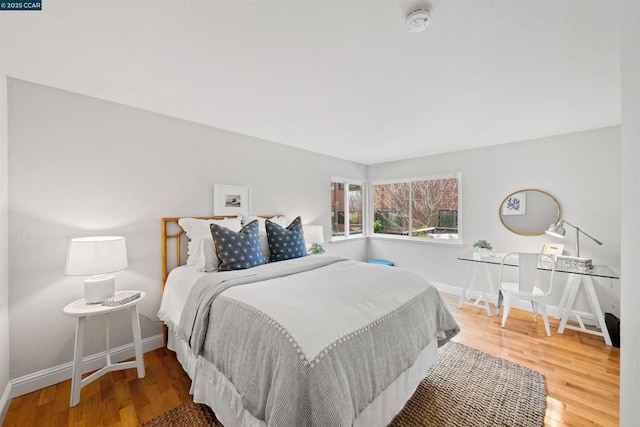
[0,381,11,425]
[9,333,164,399]
[433,281,596,325]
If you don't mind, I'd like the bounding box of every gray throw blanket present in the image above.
[178,257,460,426]
[178,256,345,355]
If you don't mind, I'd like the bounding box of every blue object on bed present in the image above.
[265,216,308,262]
[368,259,395,266]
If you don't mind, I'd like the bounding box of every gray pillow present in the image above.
[265,216,307,262]
[210,220,265,271]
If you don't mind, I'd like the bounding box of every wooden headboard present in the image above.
[161,216,278,290]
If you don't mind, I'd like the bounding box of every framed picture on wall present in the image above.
[501,192,527,216]
[213,184,251,215]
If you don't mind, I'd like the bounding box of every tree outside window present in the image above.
[373,175,460,240]
[372,183,409,235]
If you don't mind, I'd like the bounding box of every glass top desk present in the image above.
[456,252,619,345]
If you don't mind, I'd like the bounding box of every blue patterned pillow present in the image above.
[265,216,307,262]
[210,220,265,271]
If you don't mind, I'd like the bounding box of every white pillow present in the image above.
[241,216,290,262]
[178,217,242,271]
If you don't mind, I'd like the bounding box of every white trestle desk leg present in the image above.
[458,263,477,309]
[557,274,612,346]
[105,313,111,366]
[556,274,575,320]
[458,262,493,316]
[558,275,581,333]
[70,316,86,407]
[482,264,495,316]
[130,305,146,378]
[583,276,612,346]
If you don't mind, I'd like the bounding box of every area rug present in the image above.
[142,341,546,427]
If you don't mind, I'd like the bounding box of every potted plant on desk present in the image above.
[473,240,493,259]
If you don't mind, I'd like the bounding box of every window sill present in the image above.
[368,234,464,247]
[329,234,463,247]
[330,235,368,244]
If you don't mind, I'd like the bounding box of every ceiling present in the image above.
[1,0,621,164]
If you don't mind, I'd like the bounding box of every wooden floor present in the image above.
[3,294,620,426]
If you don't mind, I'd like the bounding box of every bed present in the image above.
[157,216,459,427]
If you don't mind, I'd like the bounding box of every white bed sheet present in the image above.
[158,265,208,330]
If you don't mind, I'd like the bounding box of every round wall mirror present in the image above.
[499,189,561,236]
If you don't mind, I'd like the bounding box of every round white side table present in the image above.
[63,291,146,407]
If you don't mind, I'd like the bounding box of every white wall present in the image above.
[620,1,640,424]
[0,19,12,422]
[7,78,367,383]
[368,127,621,315]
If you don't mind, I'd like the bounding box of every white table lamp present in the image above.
[303,225,325,255]
[65,236,128,304]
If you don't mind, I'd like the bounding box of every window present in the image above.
[348,184,363,235]
[372,183,409,235]
[331,179,364,238]
[372,174,460,241]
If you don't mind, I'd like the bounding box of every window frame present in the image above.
[331,177,367,241]
[369,173,462,245]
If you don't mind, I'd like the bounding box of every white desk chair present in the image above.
[499,252,556,336]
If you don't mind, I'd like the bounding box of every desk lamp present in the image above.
[545,220,603,257]
[65,236,128,304]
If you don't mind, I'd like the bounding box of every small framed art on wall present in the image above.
[501,192,527,216]
[213,184,251,215]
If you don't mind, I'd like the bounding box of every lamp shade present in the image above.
[65,236,128,276]
[545,221,566,238]
[303,225,324,244]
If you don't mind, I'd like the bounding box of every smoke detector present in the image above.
[405,8,431,33]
